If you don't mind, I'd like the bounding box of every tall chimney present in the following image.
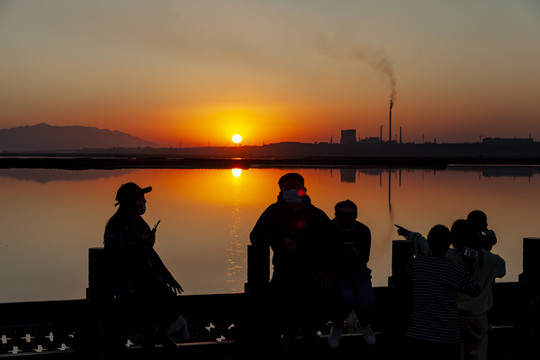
[399,126,402,144]
[388,99,393,142]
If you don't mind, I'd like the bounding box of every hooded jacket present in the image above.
[250,194,330,284]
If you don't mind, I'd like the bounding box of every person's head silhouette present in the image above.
[467,210,488,234]
[278,173,307,210]
[427,224,452,256]
[114,182,152,216]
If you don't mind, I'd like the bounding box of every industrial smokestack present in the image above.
[388,99,393,142]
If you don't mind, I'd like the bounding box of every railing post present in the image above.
[240,244,271,355]
[384,239,415,339]
[388,239,415,287]
[87,247,112,360]
[513,237,540,357]
[519,237,540,285]
[244,244,270,295]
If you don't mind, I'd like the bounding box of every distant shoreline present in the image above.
[3,138,540,168]
[1,155,540,170]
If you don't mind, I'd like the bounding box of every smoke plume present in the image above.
[350,48,397,105]
[313,35,397,105]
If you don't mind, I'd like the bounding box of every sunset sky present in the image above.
[1,0,539,147]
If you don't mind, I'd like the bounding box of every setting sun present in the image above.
[232,134,242,144]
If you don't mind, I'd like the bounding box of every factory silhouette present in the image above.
[337,128,535,146]
[336,99,534,146]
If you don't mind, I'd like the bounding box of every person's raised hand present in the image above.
[169,279,184,295]
[395,224,411,237]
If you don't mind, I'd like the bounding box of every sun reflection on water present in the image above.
[226,168,245,292]
[231,168,242,177]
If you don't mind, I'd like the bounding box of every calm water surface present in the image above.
[1,166,539,303]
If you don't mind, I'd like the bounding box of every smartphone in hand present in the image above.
[152,220,161,233]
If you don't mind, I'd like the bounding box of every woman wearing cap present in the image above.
[327,200,377,349]
[104,182,187,352]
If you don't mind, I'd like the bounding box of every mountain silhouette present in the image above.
[0,123,158,152]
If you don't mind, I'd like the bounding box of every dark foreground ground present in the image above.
[2,324,533,360]
[90,325,535,360]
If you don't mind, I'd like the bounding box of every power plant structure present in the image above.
[388,99,393,143]
[338,99,397,144]
[340,129,357,144]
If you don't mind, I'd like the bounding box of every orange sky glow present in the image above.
[1,1,539,147]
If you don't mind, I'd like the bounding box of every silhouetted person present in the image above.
[327,200,376,349]
[467,210,497,251]
[250,172,331,355]
[447,219,506,360]
[405,224,479,360]
[104,182,187,354]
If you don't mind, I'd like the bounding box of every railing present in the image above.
[0,300,83,357]
[1,238,540,359]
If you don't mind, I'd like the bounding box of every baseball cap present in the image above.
[114,182,152,206]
